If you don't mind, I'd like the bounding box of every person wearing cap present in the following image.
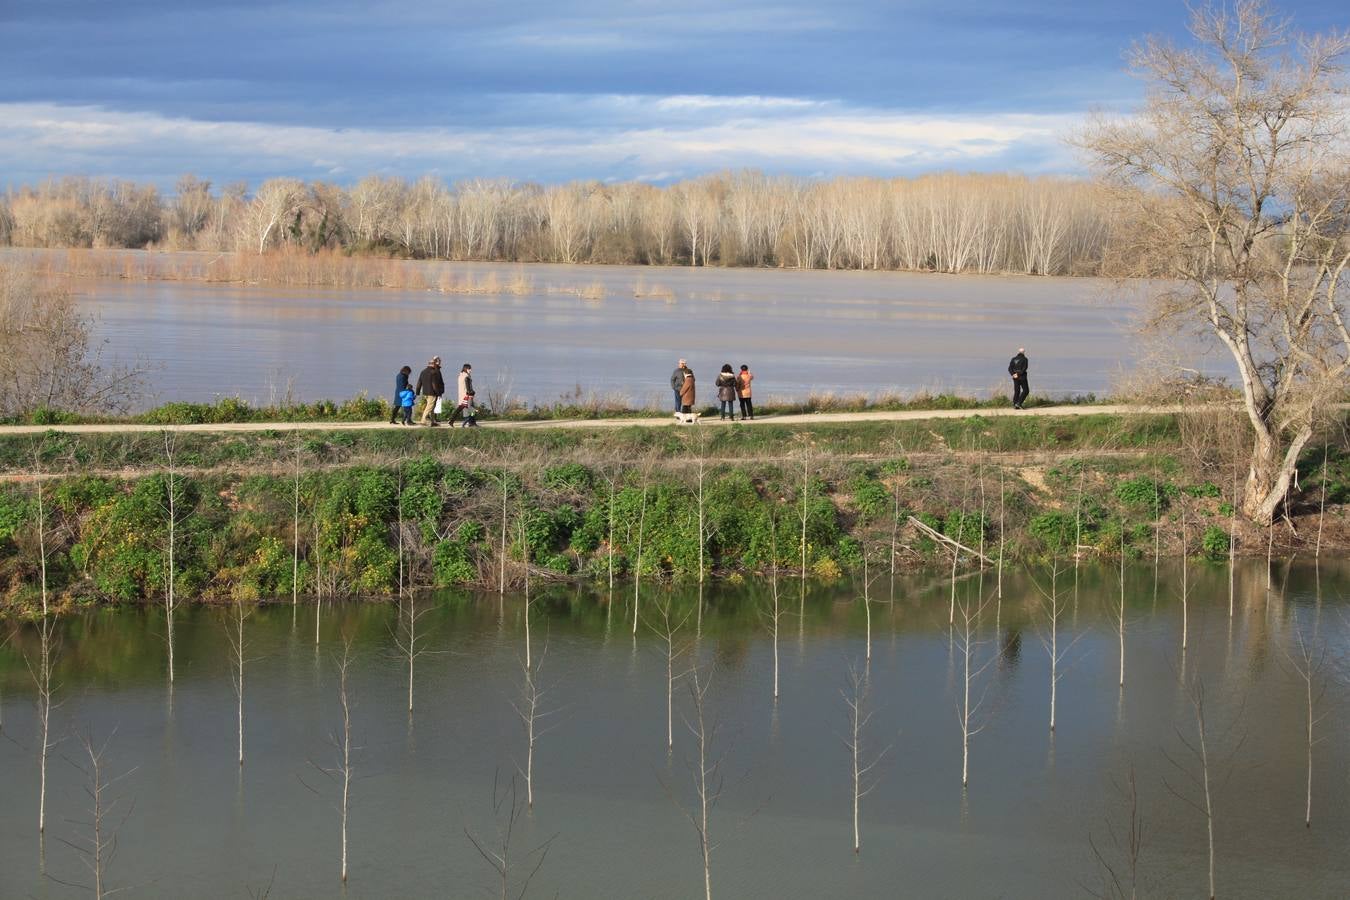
[670,358,689,412]
[1008,347,1030,409]
[416,356,445,425]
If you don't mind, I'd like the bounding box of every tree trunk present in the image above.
[1242,421,1312,525]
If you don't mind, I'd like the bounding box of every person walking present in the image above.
[736,364,754,420]
[716,364,737,420]
[416,356,445,425]
[389,365,412,424]
[397,383,416,425]
[448,363,477,427]
[679,366,696,414]
[670,358,689,412]
[1008,347,1030,409]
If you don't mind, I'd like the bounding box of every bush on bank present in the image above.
[2,440,1338,614]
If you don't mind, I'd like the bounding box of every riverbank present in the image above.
[1,412,1345,614]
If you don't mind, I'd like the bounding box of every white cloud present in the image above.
[0,97,1082,187]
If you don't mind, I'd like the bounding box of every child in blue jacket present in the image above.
[397,386,416,425]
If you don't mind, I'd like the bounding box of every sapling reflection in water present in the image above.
[1283,629,1329,828]
[464,771,556,900]
[53,729,137,900]
[841,660,887,854]
[25,617,61,835]
[953,593,995,788]
[1035,559,1081,733]
[1162,676,1245,900]
[647,598,692,751]
[225,596,255,767]
[303,639,358,883]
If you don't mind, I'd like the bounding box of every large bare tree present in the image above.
[1081,1,1350,524]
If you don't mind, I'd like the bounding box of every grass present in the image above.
[1,389,1111,428]
[5,412,1187,476]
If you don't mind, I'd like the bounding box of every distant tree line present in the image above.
[0,170,1114,275]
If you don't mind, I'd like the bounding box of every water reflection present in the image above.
[0,560,1346,898]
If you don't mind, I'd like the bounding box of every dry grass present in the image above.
[28,249,540,296]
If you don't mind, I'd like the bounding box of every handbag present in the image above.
[433,397,443,414]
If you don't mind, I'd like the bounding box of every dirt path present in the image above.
[0,403,1185,436]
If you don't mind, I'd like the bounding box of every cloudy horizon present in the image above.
[1,0,1344,190]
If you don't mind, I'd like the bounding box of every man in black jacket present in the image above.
[416,357,445,425]
[1008,348,1029,409]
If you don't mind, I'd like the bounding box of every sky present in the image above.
[0,0,1345,189]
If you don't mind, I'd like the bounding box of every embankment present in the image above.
[2,412,1346,613]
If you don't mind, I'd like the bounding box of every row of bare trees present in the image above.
[1,171,1113,275]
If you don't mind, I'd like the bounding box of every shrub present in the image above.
[849,475,890,521]
[433,540,476,584]
[1201,525,1230,559]
[542,462,593,492]
[1114,476,1176,512]
[1029,511,1075,552]
[1185,482,1221,499]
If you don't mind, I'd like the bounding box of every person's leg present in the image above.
[390,395,400,423]
[1020,377,1030,407]
[422,395,438,424]
[674,390,682,413]
[402,406,412,425]
[746,398,754,419]
[446,403,463,426]
[1011,379,1020,408]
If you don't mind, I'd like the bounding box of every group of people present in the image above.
[385,347,1030,427]
[670,359,755,420]
[390,357,478,427]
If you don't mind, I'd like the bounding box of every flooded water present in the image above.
[2,560,1347,898]
[45,257,1207,408]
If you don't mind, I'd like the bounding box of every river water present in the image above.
[1,560,1346,898]
[30,253,1213,408]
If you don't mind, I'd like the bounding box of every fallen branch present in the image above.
[907,516,991,565]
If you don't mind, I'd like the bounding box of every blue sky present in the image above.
[0,0,1343,188]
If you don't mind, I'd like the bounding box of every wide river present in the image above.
[16,251,1228,408]
[2,560,1347,898]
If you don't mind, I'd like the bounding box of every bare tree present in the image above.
[464,771,556,900]
[799,447,811,624]
[31,440,51,616]
[292,433,302,610]
[841,661,887,853]
[160,432,181,684]
[632,471,650,638]
[0,263,143,419]
[1080,1,1350,524]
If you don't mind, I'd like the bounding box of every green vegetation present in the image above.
[2,413,1345,615]
[0,389,1108,427]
